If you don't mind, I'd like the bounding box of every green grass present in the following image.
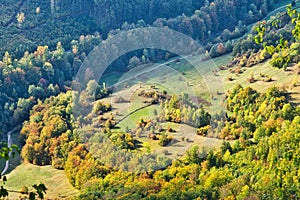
[5,163,79,199]
[155,54,231,97]
[165,54,299,104]
[101,84,160,123]
[101,54,231,101]
[127,90,153,112]
[221,61,290,90]
[221,61,300,104]
[138,122,224,160]
[116,104,160,131]
[132,54,232,114]
[99,71,124,86]
[106,54,232,157]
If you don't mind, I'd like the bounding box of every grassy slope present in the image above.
[220,61,300,104]
[105,55,231,158]
[5,163,79,199]
[163,55,299,103]
[110,51,299,142]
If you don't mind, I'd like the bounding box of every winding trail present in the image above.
[232,2,295,43]
[116,103,153,125]
[1,127,19,176]
[264,4,289,19]
[112,55,190,88]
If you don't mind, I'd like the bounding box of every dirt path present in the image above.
[116,103,153,125]
[1,126,19,176]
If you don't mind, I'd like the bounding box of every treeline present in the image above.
[0,0,203,57]
[0,35,102,136]
[1,0,284,59]
[232,11,293,56]
[222,85,298,140]
[46,0,207,32]
[91,0,206,33]
[111,0,281,48]
[20,92,111,189]
[43,0,283,39]
[88,0,285,62]
[231,5,300,70]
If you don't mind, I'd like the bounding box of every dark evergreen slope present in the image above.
[91,0,206,32]
[0,0,283,58]
[0,0,204,57]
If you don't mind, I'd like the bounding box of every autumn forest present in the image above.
[0,0,300,199]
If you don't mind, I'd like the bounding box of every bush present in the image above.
[158,133,173,146]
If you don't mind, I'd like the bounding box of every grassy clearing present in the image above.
[145,123,197,159]
[101,54,231,102]
[143,54,232,114]
[220,61,300,104]
[101,84,160,124]
[221,61,291,91]
[166,54,299,104]
[129,121,222,161]
[99,71,124,86]
[156,123,223,154]
[116,104,160,131]
[104,55,232,156]
[100,53,299,156]
[5,163,79,199]
[154,54,231,97]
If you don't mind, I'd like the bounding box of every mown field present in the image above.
[5,163,79,199]
[220,61,300,104]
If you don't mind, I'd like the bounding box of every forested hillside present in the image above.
[20,84,300,199]
[0,0,283,137]
[0,0,281,57]
[1,0,300,199]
